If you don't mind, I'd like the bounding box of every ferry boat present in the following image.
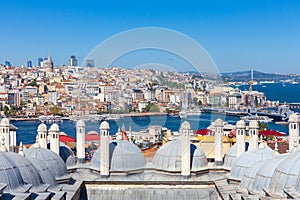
[178,109,202,118]
[240,115,273,123]
[39,115,62,123]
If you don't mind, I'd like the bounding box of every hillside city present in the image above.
[0,55,283,119]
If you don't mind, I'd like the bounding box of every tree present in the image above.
[4,106,9,116]
[145,103,159,112]
[29,79,38,87]
[50,105,61,115]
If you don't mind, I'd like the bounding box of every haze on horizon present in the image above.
[0,0,299,74]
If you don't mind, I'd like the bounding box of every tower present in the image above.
[179,121,191,177]
[236,120,246,157]
[49,123,60,155]
[100,121,110,177]
[249,120,259,150]
[214,118,224,166]
[76,120,86,163]
[288,113,300,152]
[0,118,10,151]
[37,123,48,149]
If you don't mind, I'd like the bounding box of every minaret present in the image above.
[49,123,60,155]
[0,118,10,151]
[214,118,224,166]
[0,135,7,152]
[19,142,24,156]
[248,120,259,150]
[100,121,110,177]
[76,120,86,163]
[179,121,191,177]
[37,123,48,149]
[288,113,300,152]
[236,120,246,157]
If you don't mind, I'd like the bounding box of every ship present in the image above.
[38,115,62,123]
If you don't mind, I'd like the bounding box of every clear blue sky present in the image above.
[0,0,299,73]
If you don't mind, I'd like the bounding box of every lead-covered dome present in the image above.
[0,151,31,193]
[37,123,47,132]
[223,142,249,167]
[6,152,49,193]
[0,118,10,126]
[76,119,85,127]
[24,147,69,181]
[152,139,208,172]
[91,140,146,171]
[229,144,274,181]
[49,123,59,132]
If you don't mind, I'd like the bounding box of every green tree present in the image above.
[29,79,38,87]
[145,103,159,112]
[4,106,9,116]
[50,105,61,115]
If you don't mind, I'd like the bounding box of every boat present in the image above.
[178,109,202,118]
[241,115,273,123]
[260,80,275,84]
[39,115,62,123]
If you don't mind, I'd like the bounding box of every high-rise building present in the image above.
[26,60,32,68]
[86,59,95,67]
[37,58,43,67]
[68,55,78,66]
[4,61,11,67]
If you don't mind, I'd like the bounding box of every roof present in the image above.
[60,135,76,143]
[86,131,100,141]
[259,130,285,136]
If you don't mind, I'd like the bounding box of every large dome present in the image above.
[6,152,49,193]
[0,151,31,193]
[264,150,300,197]
[223,142,249,167]
[229,144,274,181]
[24,147,69,181]
[91,140,146,171]
[152,139,208,172]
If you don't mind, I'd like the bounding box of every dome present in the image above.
[26,157,58,187]
[223,142,249,167]
[6,152,49,193]
[250,154,288,195]
[238,160,269,193]
[236,120,246,128]
[264,150,300,196]
[289,113,300,123]
[24,147,69,181]
[152,139,208,172]
[215,118,223,126]
[59,143,76,167]
[100,121,110,130]
[229,145,274,181]
[0,118,9,126]
[180,121,191,130]
[86,131,100,141]
[249,120,259,129]
[76,119,85,127]
[0,151,31,193]
[91,140,146,171]
[49,123,59,132]
[37,123,47,132]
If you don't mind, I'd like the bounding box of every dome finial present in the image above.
[0,135,7,152]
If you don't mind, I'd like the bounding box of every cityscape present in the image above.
[1,1,300,200]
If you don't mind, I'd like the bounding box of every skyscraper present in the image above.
[37,58,43,67]
[68,55,78,66]
[26,60,32,68]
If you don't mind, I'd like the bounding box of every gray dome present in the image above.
[238,160,268,193]
[24,147,69,181]
[100,121,110,130]
[250,154,288,195]
[0,151,30,193]
[0,118,9,126]
[59,143,76,167]
[223,142,249,167]
[249,120,259,128]
[26,157,57,187]
[49,123,59,132]
[265,150,300,196]
[236,120,245,128]
[152,139,208,172]
[91,140,146,171]
[6,152,49,193]
[37,123,47,132]
[76,119,85,127]
[289,113,300,123]
[229,144,274,181]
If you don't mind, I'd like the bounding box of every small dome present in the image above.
[0,118,9,126]
[91,140,146,171]
[215,118,223,126]
[0,151,30,193]
[49,123,59,132]
[249,120,259,129]
[86,131,100,142]
[250,154,288,195]
[289,113,300,123]
[37,123,47,132]
[223,142,249,167]
[100,121,110,130]
[76,119,85,127]
[59,143,76,167]
[6,152,49,193]
[236,120,246,128]
[229,145,274,181]
[24,147,69,181]
[180,121,191,130]
[152,139,208,172]
[265,150,300,196]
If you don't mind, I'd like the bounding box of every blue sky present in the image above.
[0,0,299,73]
